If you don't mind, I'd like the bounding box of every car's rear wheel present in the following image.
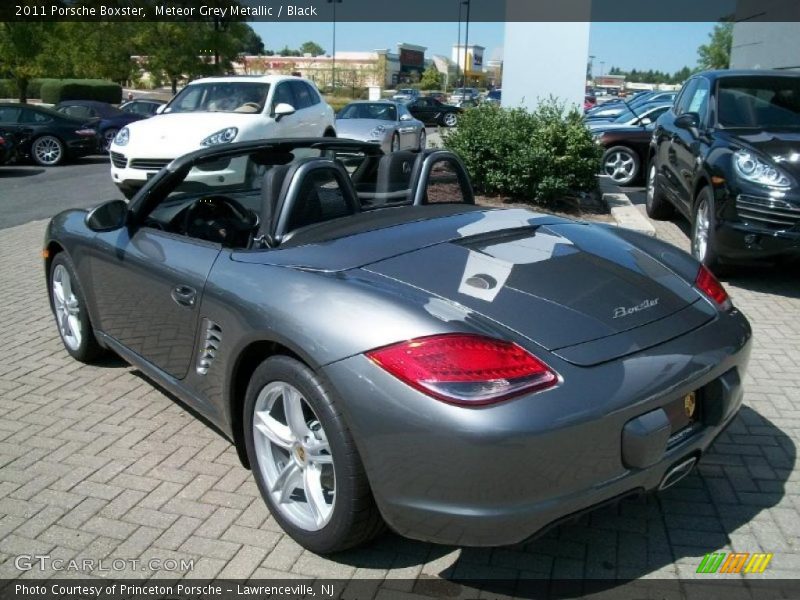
[50,253,104,362]
[102,128,118,152]
[244,356,384,553]
[442,112,458,127]
[692,186,723,272]
[645,161,674,219]
[390,133,400,152]
[32,135,65,166]
[602,146,639,185]
[418,129,426,150]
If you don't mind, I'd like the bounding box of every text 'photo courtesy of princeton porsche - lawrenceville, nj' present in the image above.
[1,1,800,599]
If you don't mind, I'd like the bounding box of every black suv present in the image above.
[648,70,800,271]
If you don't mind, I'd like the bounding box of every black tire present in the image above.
[390,133,400,152]
[691,186,724,273]
[442,112,458,127]
[645,159,674,220]
[49,253,104,363]
[418,129,427,151]
[601,145,640,186]
[102,128,119,152]
[31,135,65,166]
[244,356,384,553]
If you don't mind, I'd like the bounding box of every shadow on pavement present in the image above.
[0,166,45,178]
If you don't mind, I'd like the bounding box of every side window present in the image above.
[423,159,472,205]
[289,81,312,109]
[304,83,321,106]
[20,109,51,124]
[0,107,21,123]
[686,79,710,124]
[674,79,698,115]
[61,105,94,119]
[171,87,202,112]
[272,83,296,110]
[398,104,412,120]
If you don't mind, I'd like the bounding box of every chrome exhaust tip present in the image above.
[658,456,698,491]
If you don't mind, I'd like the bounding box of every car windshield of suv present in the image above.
[166,82,271,114]
[717,77,800,128]
[338,103,397,121]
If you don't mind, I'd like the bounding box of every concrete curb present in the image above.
[603,192,657,237]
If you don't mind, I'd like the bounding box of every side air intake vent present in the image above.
[197,319,222,375]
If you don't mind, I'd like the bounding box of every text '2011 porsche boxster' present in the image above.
[44,138,751,553]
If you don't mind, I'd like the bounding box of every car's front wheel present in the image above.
[244,356,384,553]
[102,128,118,152]
[49,253,104,362]
[418,129,426,150]
[390,133,400,152]
[692,186,723,271]
[645,161,674,219]
[442,112,458,127]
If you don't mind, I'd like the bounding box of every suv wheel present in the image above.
[645,161,674,219]
[691,187,723,271]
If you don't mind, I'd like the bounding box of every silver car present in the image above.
[335,101,426,153]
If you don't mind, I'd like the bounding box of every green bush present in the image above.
[442,99,602,204]
[0,78,56,99]
[40,79,122,104]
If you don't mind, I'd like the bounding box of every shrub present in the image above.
[0,78,56,100]
[40,79,122,104]
[442,98,602,204]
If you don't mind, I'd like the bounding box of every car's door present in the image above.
[268,81,303,138]
[416,98,437,123]
[289,80,320,135]
[88,224,221,380]
[656,79,698,209]
[671,78,710,212]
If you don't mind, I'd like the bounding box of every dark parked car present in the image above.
[648,70,800,270]
[119,98,167,117]
[406,96,462,127]
[55,100,147,151]
[45,138,750,553]
[586,91,678,121]
[0,103,98,166]
[592,111,669,185]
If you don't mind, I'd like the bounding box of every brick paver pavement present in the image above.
[0,215,798,589]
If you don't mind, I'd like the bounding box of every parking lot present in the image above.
[1,161,799,592]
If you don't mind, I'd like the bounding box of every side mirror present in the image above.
[675,112,700,135]
[400,114,412,121]
[86,199,128,232]
[273,103,296,121]
[639,117,652,126]
[155,104,166,115]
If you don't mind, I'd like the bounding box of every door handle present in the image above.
[171,285,196,307]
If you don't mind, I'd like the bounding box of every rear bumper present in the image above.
[322,307,751,546]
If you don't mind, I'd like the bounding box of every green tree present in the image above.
[239,25,265,55]
[419,65,442,90]
[278,45,300,57]
[697,22,733,70]
[299,41,325,56]
[40,23,137,83]
[137,22,207,94]
[0,22,50,102]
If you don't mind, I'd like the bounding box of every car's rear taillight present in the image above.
[695,264,731,310]
[366,334,558,406]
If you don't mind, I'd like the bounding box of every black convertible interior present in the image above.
[143,144,475,250]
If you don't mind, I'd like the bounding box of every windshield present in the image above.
[166,82,270,114]
[397,89,415,95]
[338,103,397,121]
[612,109,637,123]
[717,76,800,128]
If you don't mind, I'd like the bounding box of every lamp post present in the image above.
[456,0,464,92]
[462,0,471,87]
[328,0,342,90]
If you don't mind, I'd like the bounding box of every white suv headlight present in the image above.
[201,127,238,147]
[733,150,791,188]
[114,127,130,146]
[369,125,385,138]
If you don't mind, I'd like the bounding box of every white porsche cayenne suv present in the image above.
[109,75,336,197]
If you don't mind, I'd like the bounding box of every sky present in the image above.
[251,22,716,75]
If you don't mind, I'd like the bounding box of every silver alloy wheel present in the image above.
[419,129,426,150]
[103,129,118,152]
[253,381,335,531]
[646,164,656,205]
[443,113,457,127]
[51,264,82,351]
[603,149,636,183]
[33,136,63,166]
[693,197,710,261]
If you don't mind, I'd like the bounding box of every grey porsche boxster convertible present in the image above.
[44,138,751,553]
